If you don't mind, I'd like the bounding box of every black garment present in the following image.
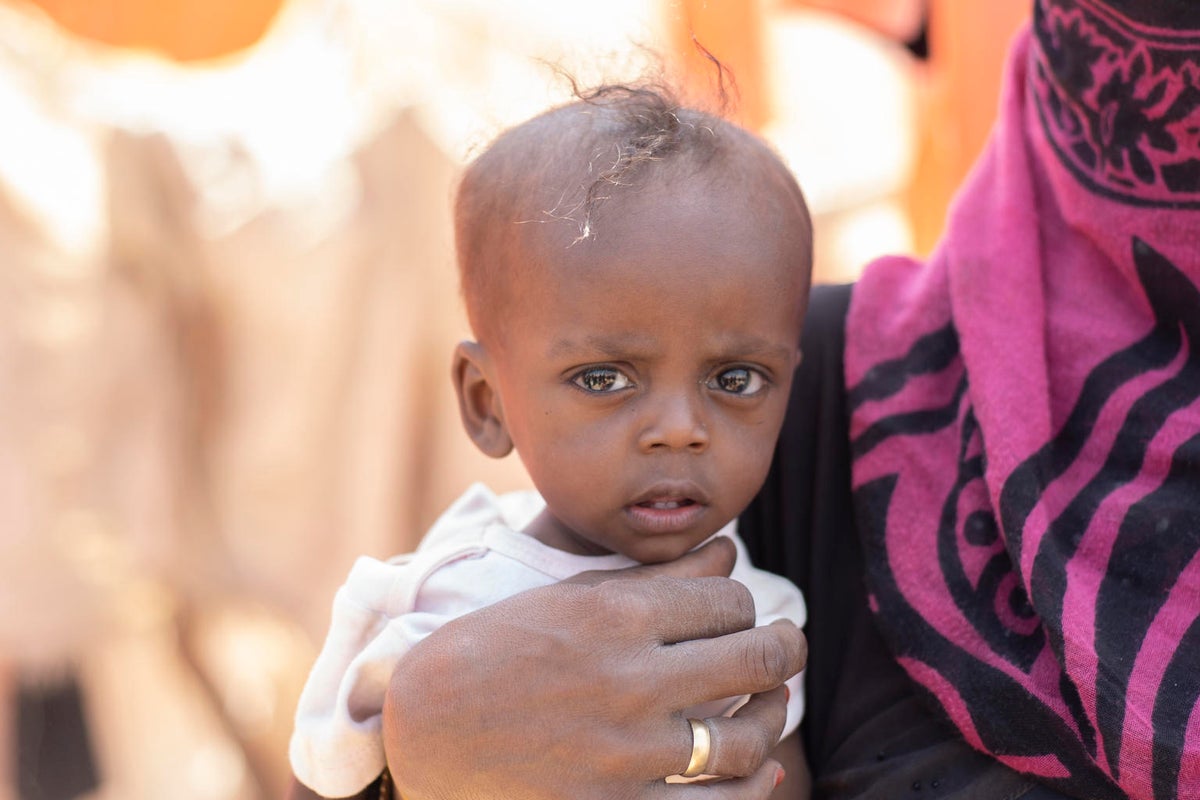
[739,284,1073,800]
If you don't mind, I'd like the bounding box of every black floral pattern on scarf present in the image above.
[1032,0,1200,206]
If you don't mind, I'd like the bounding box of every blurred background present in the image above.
[0,0,1025,797]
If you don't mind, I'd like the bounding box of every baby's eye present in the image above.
[572,367,633,393]
[709,367,766,395]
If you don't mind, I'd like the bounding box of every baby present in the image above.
[290,81,813,798]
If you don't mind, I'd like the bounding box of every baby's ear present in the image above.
[452,341,514,458]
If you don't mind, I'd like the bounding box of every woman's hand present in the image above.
[382,536,806,799]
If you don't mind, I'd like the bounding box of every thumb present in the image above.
[566,536,737,586]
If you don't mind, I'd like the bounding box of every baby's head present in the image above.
[452,82,812,563]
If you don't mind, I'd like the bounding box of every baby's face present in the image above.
[489,173,809,563]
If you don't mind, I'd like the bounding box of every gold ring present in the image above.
[682,718,712,778]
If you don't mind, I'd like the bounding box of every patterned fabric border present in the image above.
[1031,0,1200,207]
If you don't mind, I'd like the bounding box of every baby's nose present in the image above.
[637,393,709,452]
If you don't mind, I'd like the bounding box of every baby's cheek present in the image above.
[732,440,777,492]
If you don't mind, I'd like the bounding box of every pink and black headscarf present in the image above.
[847,1,1200,798]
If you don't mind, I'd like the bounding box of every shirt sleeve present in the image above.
[290,538,551,798]
[289,555,433,798]
[728,532,807,740]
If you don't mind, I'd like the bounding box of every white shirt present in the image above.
[290,483,807,797]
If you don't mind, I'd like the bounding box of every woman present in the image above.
[380,1,1200,797]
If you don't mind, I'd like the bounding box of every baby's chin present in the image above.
[611,527,729,565]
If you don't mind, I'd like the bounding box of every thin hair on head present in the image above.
[550,47,736,242]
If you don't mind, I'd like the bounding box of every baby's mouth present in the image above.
[624,486,708,534]
[636,498,696,510]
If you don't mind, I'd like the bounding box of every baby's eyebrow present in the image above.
[545,332,795,363]
[719,338,796,363]
[545,332,656,359]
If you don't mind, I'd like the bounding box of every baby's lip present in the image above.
[628,481,708,509]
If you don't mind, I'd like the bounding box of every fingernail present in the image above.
[774,767,786,788]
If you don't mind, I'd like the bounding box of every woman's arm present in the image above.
[381,537,806,799]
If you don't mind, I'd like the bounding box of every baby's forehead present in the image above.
[514,176,807,287]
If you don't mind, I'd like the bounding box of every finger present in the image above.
[659,687,787,782]
[566,536,737,586]
[703,686,789,777]
[578,572,758,647]
[656,620,806,709]
[647,759,785,800]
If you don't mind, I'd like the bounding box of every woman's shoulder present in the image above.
[802,283,853,360]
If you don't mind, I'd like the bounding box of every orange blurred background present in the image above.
[0,1,1024,797]
[28,0,285,61]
